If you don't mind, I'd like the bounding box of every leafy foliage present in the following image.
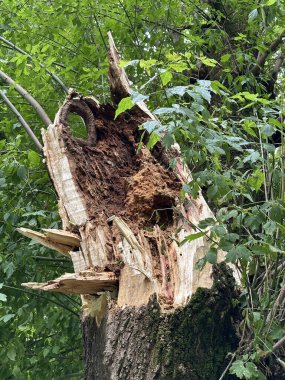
[1,0,285,378]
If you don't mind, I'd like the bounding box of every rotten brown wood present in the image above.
[20,32,231,317]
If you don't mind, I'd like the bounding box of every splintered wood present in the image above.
[19,32,227,313]
[22,271,118,294]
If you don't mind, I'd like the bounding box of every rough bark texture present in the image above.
[83,264,239,380]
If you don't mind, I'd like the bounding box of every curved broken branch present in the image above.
[0,69,52,127]
[55,92,98,145]
[0,90,43,152]
[0,35,68,94]
[251,29,285,76]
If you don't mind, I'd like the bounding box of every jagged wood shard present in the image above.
[22,271,118,294]
[41,229,81,247]
[17,227,74,256]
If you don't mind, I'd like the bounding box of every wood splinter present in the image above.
[17,227,81,256]
[22,271,118,295]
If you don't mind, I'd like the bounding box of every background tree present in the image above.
[0,1,285,379]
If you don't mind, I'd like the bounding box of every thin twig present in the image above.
[218,353,236,380]
[3,284,79,317]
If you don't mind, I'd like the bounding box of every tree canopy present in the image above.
[1,1,285,378]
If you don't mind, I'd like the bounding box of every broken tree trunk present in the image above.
[20,33,239,379]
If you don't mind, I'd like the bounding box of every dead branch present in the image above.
[55,91,98,145]
[251,29,285,76]
[266,51,284,96]
[0,69,52,126]
[0,90,43,151]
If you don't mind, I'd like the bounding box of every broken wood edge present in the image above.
[21,271,118,295]
[108,216,153,279]
[107,31,155,120]
[107,34,239,309]
[17,227,80,257]
[42,228,81,246]
[41,124,89,227]
[54,93,97,145]
[81,293,108,326]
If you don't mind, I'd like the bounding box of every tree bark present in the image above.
[83,264,238,380]
[19,33,239,379]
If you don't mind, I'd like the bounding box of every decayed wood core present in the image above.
[20,32,228,316]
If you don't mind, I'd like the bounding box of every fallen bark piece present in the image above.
[22,271,118,294]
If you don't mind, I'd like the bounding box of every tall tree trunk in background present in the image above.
[19,33,239,379]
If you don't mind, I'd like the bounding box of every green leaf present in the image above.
[199,56,217,67]
[266,0,277,5]
[230,360,257,379]
[147,132,160,149]
[131,92,148,103]
[207,184,218,199]
[195,87,211,103]
[115,97,134,119]
[248,170,264,191]
[0,313,15,323]
[140,59,157,69]
[7,347,16,361]
[119,59,139,68]
[17,165,27,179]
[205,247,217,264]
[168,61,188,72]
[248,9,258,22]
[162,132,174,148]
[263,220,277,235]
[153,107,175,115]
[28,150,41,167]
[198,218,216,229]
[166,86,189,97]
[180,231,207,245]
[160,70,173,86]
[221,54,231,64]
[242,120,257,137]
[0,293,7,302]
[141,120,160,133]
[226,246,251,263]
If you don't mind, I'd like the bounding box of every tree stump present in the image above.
[19,33,239,379]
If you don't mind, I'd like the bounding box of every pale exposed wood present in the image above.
[22,271,118,294]
[108,216,152,279]
[42,123,88,227]
[42,229,81,247]
[70,250,87,273]
[107,31,155,120]
[79,223,109,268]
[17,227,72,256]
[19,33,235,316]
